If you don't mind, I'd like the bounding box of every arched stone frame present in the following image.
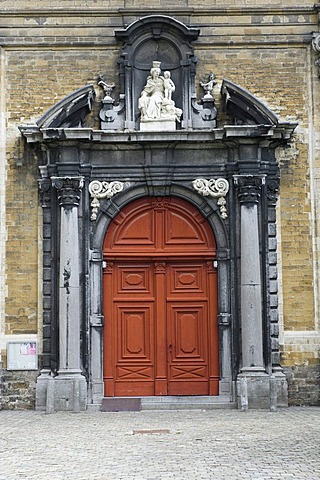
[115,15,200,130]
[88,183,232,406]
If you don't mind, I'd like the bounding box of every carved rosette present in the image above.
[88,180,130,220]
[267,177,280,205]
[192,178,229,219]
[151,197,170,211]
[233,175,265,204]
[38,178,51,207]
[52,176,84,207]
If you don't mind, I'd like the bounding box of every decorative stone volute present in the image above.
[89,180,130,220]
[192,178,229,218]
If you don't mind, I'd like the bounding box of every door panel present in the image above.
[104,263,155,396]
[167,279,209,394]
[103,197,219,397]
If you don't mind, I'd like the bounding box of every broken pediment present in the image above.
[19,77,297,143]
[19,16,297,143]
[19,85,95,142]
[36,85,95,129]
[221,79,278,126]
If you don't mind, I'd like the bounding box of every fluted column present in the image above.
[234,175,265,373]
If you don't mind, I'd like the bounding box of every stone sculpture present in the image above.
[200,73,216,99]
[138,61,182,131]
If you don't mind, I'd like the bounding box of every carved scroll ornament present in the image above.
[192,178,229,219]
[89,180,130,220]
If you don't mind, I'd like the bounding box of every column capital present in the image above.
[52,176,84,207]
[233,174,265,204]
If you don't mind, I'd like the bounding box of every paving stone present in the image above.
[0,407,319,479]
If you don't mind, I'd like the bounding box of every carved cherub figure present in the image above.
[162,71,175,101]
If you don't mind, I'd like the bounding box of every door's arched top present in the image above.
[103,197,216,257]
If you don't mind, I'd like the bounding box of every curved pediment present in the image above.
[221,79,279,126]
[115,15,200,44]
[36,85,95,129]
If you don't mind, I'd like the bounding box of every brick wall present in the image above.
[1,1,319,407]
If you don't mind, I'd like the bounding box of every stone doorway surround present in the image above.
[19,15,297,411]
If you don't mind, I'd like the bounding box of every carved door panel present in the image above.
[166,262,219,395]
[104,262,155,396]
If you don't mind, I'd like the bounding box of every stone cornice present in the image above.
[19,124,297,145]
[0,6,316,16]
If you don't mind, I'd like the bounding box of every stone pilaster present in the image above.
[49,176,87,411]
[234,175,270,409]
[266,178,288,407]
[35,177,53,411]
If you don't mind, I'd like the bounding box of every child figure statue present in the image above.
[163,71,175,101]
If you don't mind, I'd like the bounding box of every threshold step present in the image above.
[141,396,236,410]
[101,396,236,412]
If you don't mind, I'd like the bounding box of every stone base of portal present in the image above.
[35,369,87,412]
[237,369,288,410]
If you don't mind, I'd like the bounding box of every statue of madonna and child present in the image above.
[138,61,182,131]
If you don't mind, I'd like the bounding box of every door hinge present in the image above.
[213,260,218,268]
[102,261,107,269]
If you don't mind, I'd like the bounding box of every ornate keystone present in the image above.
[192,178,229,219]
[233,175,265,204]
[52,176,84,207]
[89,180,130,220]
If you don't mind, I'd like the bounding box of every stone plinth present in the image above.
[140,117,176,132]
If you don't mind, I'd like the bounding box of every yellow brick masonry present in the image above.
[1,1,319,390]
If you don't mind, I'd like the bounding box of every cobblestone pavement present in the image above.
[0,406,319,480]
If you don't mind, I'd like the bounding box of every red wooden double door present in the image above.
[103,197,219,396]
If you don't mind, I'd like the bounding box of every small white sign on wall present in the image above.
[7,342,38,370]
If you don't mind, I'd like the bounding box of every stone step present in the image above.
[141,396,236,410]
[100,396,236,412]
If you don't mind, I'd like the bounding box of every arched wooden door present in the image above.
[103,197,219,396]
